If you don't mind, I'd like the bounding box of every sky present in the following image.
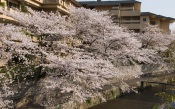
[78,0,175,32]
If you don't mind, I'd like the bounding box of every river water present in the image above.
[89,86,166,109]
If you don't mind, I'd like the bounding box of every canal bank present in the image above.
[60,72,175,109]
[89,85,163,109]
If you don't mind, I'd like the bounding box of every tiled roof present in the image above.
[78,0,141,6]
[166,17,175,20]
[141,12,175,20]
[141,12,156,16]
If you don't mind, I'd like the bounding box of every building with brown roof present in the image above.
[79,0,175,34]
[79,0,141,32]
[141,12,175,34]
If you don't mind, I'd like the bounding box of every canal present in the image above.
[89,85,166,109]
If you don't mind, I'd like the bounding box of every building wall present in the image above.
[134,2,140,10]
[160,20,170,34]
[141,15,171,34]
[93,3,141,31]
[140,16,150,29]
[120,10,140,16]
[41,0,80,14]
[81,1,173,33]
[23,0,41,8]
[150,18,160,26]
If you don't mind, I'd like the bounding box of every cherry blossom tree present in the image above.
[140,24,174,51]
[172,29,175,34]
[69,8,158,65]
[0,7,175,108]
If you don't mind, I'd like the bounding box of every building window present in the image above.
[150,21,156,25]
[143,18,147,22]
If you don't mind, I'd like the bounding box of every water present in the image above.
[89,86,165,109]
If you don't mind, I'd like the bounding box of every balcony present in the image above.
[109,10,119,15]
[22,0,41,7]
[121,23,140,29]
[120,7,134,10]
[110,9,140,16]
[112,6,119,10]
[121,10,140,16]
[44,0,59,4]
[121,20,140,23]
[31,0,44,3]
[0,7,17,22]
